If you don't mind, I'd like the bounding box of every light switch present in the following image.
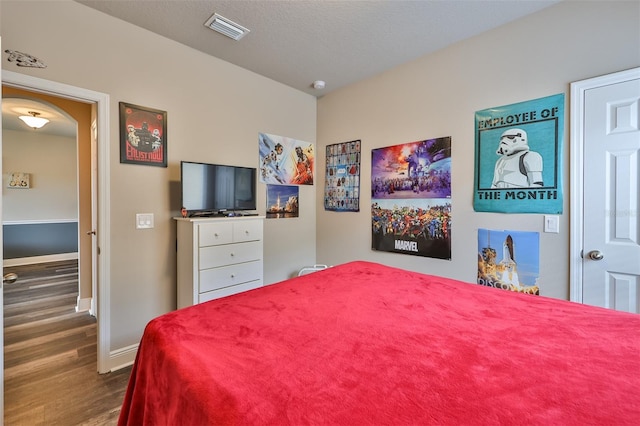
[544,215,559,233]
[136,213,154,229]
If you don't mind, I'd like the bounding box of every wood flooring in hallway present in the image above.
[4,260,132,425]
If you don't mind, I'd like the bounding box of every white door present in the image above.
[571,67,640,313]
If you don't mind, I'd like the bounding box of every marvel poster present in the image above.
[119,102,167,167]
[473,93,564,213]
[324,140,361,212]
[371,137,452,260]
[259,133,314,185]
[477,228,540,295]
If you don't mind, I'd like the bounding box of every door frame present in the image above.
[569,67,640,303]
[2,70,112,374]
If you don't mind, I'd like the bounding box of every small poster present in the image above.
[119,102,167,167]
[259,133,314,185]
[473,93,564,213]
[7,172,30,189]
[325,140,361,212]
[266,184,299,219]
[477,228,540,295]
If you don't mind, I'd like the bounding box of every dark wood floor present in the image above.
[4,260,132,425]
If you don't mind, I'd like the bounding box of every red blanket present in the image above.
[119,261,640,425]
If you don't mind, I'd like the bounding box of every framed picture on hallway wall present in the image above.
[119,102,167,167]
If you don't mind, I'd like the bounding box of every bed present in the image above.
[118,261,640,425]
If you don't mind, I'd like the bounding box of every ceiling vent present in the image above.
[204,13,250,40]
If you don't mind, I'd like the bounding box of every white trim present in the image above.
[2,70,112,374]
[569,67,640,303]
[3,219,78,225]
[1,35,5,421]
[76,296,92,313]
[109,343,139,372]
[3,252,78,267]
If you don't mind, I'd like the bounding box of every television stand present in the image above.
[175,216,265,308]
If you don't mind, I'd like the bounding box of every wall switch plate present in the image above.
[544,215,559,233]
[136,213,154,229]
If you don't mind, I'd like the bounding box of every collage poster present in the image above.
[371,137,452,260]
[324,140,361,212]
[259,132,314,186]
[473,93,564,213]
[477,228,540,295]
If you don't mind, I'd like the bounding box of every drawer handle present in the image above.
[230,252,235,257]
[214,233,219,237]
[230,274,235,278]
[245,230,249,235]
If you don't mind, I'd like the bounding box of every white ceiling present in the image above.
[2,98,78,138]
[75,0,561,97]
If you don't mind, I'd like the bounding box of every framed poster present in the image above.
[324,140,361,212]
[120,102,167,167]
[7,172,30,189]
[473,93,564,213]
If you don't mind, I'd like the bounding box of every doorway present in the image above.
[570,67,640,313]
[1,71,112,373]
[2,93,86,284]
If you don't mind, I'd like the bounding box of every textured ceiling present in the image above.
[75,0,561,97]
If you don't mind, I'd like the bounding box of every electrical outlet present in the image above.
[136,213,154,229]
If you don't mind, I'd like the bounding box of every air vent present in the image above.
[204,13,250,40]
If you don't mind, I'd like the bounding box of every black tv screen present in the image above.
[181,161,257,214]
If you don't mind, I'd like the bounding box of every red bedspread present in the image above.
[119,261,640,425]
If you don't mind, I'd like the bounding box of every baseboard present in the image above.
[76,297,92,313]
[3,252,78,267]
[108,343,139,372]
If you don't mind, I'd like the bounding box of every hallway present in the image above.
[3,260,131,425]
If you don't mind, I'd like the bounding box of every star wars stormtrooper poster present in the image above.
[477,228,540,295]
[473,94,564,213]
[371,137,451,260]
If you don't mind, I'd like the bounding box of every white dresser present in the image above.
[175,216,264,309]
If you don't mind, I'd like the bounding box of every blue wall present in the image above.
[3,222,78,259]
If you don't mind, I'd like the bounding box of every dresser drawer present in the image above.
[199,240,262,270]
[198,222,233,247]
[199,260,262,293]
[233,220,263,243]
[198,279,263,304]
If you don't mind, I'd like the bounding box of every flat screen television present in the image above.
[181,161,257,215]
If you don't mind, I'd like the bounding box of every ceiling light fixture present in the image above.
[204,13,250,40]
[19,111,49,129]
[313,80,326,90]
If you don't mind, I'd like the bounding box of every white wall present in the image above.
[3,129,77,221]
[1,1,317,354]
[316,0,640,300]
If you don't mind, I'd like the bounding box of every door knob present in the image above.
[3,272,18,284]
[588,250,604,261]
[86,230,96,235]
